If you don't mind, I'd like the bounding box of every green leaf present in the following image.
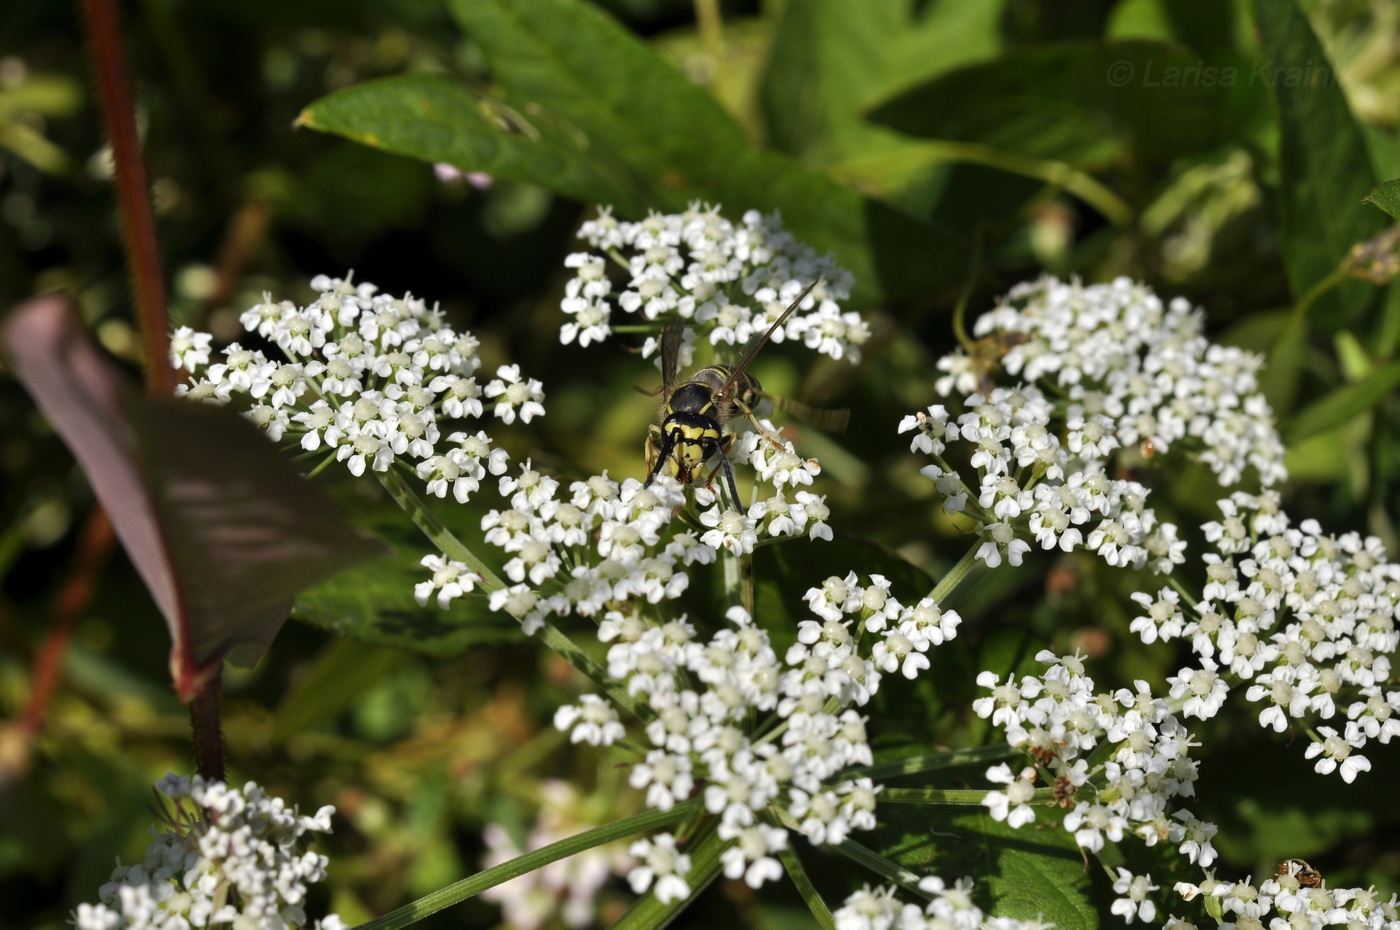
[1285,359,1400,445]
[868,40,1229,171]
[272,638,407,741]
[292,514,521,655]
[1254,0,1384,327]
[1363,178,1400,220]
[296,74,637,209]
[297,0,968,304]
[871,802,1097,927]
[763,0,1006,165]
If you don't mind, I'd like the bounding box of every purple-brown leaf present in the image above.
[4,294,385,700]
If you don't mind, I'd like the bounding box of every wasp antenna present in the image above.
[721,278,822,396]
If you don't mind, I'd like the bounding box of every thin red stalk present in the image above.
[79,0,224,781]
[190,668,225,782]
[17,509,114,738]
[79,0,173,398]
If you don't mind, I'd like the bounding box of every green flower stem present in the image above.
[880,786,1056,805]
[380,468,646,725]
[843,744,1017,781]
[608,818,726,930]
[1292,264,1349,320]
[927,539,985,605]
[535,619,651,722]
[722,548,754,616]
[771,808,927,899]
[377,469,504,592]
[777,843,836,930]
[351,799,704,930]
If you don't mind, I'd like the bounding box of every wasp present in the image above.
[643,280,848,507]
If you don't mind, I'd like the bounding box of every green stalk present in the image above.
[879,786,1056,805]
[377,469,503,591]
[825,835,929,899]
[535,619,651,722]
[927,539,985,605]
[722,548,754,616]
[778,843,836,930]
[843,744,1017,781]
[351,800,704,930]
[379,467,649,724]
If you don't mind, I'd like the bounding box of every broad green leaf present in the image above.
[871,802,1096,927]
[1363,178,1400,220]
[272,638,408,741]
[1283,428,1350,481]
[1285,359,1400,444]
[1254,0,1384,328]
[1193,731,1396,866]
[297,74,639,210]
[762,0,1005,165]
[298,0,968,304]
[868,40,1229,172]
[1263,306,1310,417]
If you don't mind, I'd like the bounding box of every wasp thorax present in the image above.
[667,381,716,415]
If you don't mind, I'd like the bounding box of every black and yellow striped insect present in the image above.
[643,280,847,507]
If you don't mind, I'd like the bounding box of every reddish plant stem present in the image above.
[79,0,173,398]
[190,668,225,782]
[17,509,114,738]
[79,0,224,781]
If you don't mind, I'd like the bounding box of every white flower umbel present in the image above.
[901,389,1181,573]
[972,651,1215,886]
[1168,869,1400,929]
[414,554,477,608]
[935,276,1285,489]
[563,204,867,363]
[1130,489,1400,780]
[903,276,1296,574]
[174,274,541,497]
[73,774,341,930]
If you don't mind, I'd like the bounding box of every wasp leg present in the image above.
[735,400,788,451]
[644,424,678,489]
[702,434,743,510]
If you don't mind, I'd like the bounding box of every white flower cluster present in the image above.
[1130,489,1400,782]
[478,780,633,929]
[562,203,868,363]
[173,274,539,493]
[900,385,1185,572]
[1171,869,1400,929]
[935,276,1286,488]
[832,876,1052,930]
[433,439,834,623]
[74,773,342,930]
[548,564,959,900]
[973,651,1216,884]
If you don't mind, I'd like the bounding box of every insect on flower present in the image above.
[643,280,848,507]
[1274,858,1323,888]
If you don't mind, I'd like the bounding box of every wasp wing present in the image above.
[767,393,850,432]
[659,321,683,393]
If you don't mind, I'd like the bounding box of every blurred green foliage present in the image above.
[3,0,1400,928]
